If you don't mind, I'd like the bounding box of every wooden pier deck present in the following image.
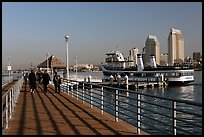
[4,82,148,135]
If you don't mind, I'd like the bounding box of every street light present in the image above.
[65,35,69,79]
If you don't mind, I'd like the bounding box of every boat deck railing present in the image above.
[60,78,202,135]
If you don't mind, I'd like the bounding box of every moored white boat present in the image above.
[101,51,194,86]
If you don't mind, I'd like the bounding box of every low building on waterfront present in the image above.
[37,55,66,75]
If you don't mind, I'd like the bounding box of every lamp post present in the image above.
[65,35,69,79]
[75,56,77,80]
[47,52,49,71]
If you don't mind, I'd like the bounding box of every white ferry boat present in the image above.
[101,51,194,86]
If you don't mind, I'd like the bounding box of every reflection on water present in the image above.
[138,83,202,104]
[177,86,194,101]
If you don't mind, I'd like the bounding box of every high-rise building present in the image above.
[145,35,160,65]
[128,48,138,67]
[168,28,184,66]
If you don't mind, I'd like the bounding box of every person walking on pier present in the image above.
[53,72,62,94]
[36,69,43,84]
[28,70,36,93]
[42,70,50,93]
[24,72,28,85]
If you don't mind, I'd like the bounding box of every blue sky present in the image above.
[2,2,202,70]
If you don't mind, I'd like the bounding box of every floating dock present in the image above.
[97,80,167,90]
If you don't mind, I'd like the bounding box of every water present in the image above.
[2,73,23,85]
[137,71,202,103]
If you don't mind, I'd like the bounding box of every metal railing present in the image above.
[61,78,202,135]
[2,77,24,134]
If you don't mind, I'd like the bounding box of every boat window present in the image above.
[175,73,180,77]
[134,73,142,77]
[170,73,175,77]
[129,73,134,77]
[181,72,194,76]
[146,73,154,77]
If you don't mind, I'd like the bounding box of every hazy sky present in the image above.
[2,2,202,70]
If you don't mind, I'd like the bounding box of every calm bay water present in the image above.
[137,71,202,103]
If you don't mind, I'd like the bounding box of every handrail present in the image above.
[61,78,202,135]
[2,77,24,134]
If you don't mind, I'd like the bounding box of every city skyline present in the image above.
[2,2,202,70]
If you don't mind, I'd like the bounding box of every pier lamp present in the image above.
[65,35,69,79]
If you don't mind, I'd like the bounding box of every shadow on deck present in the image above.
[4,82,148,135]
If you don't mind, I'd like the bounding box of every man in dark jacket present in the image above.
[42,70,50,93]
[53,72,62,94]
[28,70,36,93]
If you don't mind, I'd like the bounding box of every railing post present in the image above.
[82,83,85,103]
[6,94,8,129]
[15,86,17,105]
[115,89,119,122]
[137,94,141,134]
[76,82,78,100]
[90,85,93,108]
[2,97,4,131]
[67,79,69,95]
[101,87,104,114]
[172,101,177,135]
[12,88,14,111]
[71,84,73,97]
[9,91,12,119]
[14,86,16,104]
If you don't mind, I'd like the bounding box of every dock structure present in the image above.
[2,82,148,135]
[99,80,167,90]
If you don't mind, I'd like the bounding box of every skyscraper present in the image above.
[168,28,184,66]
[145,35,160,65]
